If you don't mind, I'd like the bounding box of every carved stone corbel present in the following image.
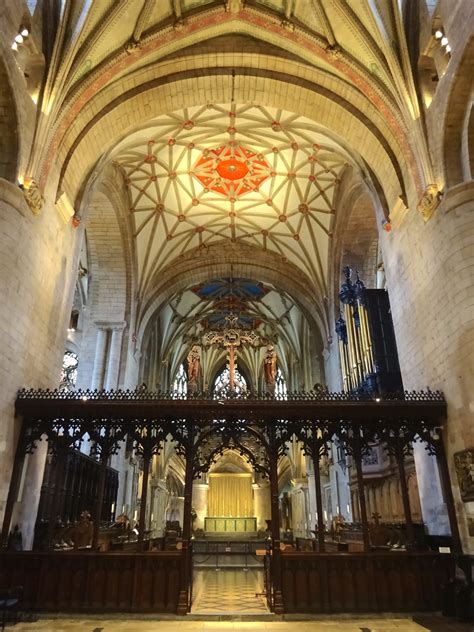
[417,184,442,222]
[124,39,142,55]
[226,0,243,14]
[325,44,342,59]
[22,178,44,216]
[281,19,295,32]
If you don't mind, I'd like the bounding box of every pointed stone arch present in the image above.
[0,55,19,182]
[443,36,474,187]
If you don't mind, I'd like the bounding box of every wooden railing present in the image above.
[280,551,454,613]
[0,551,182,613]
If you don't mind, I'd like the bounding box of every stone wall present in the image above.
[0,179,79,547]
[382,181,474,548]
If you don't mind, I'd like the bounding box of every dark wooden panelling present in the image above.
[0,552,182,613]
[280,552,454,613]
[0,550,455,615]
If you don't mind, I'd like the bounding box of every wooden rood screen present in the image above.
[0,388,461,614]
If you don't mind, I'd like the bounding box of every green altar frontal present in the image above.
[204,517,257,533]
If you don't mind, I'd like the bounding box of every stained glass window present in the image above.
[59,350,78,391]
[275,367,287,398]
[213,367,247,398]
[173,363,187,396]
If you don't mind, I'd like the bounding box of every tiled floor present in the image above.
[192,569,269,614]
[10,615,474,631]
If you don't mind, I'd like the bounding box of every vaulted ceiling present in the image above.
[142,275,322,390]
[28,0,431,387]
[111,103,350,300]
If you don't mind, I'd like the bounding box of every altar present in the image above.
[201,472,258,533]
[204,517,257,533]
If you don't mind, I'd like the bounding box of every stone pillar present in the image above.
[104,323,125,390]
[253,481,271,531]
[0,180,79,544]
[192,482,208,531]
[91,327,108,390]
[290,480,309,538]
[413,443,450,535]
[150,480,169,536]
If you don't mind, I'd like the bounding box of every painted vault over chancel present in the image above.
[112,104,350,302]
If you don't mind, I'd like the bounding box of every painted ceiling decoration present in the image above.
[191,278,270,302]
[113,103,350,301]
[193,144,271,197]
[191,277,269,330]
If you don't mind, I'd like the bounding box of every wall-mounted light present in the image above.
[441,36,449,47]
[434,30,443,39]
[11,25,30,52]
[445,44,452,54]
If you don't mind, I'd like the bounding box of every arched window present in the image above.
[173,363,187,396]
[213,367,247,398]
[59,350,78,391]
[275,367,287,398]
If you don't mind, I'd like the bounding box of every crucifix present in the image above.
[202,313,262,392]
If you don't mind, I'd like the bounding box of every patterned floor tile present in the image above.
[192,569,269,614]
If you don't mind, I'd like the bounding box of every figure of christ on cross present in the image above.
[201,314,264,393]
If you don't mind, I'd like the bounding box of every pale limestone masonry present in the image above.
[0,179,78,547]
[382,181,474,543]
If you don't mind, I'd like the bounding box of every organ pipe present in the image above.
[336,267,376,394]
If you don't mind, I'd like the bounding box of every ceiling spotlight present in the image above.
[11,41,18,51]
[446,44,452,53]
[14,34,23,44]
[434,30,443,39]
[441,36,449,46]
[21,28,29,37]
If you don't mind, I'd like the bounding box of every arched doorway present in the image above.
[191,447,270,614]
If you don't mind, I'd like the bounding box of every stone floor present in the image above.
[192,569,269,614]
[8,615,474,631]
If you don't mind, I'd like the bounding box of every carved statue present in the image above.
[332,514,345,542]
[454,449,474,502]
[263,344,277,391]
[186,345,201,392]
